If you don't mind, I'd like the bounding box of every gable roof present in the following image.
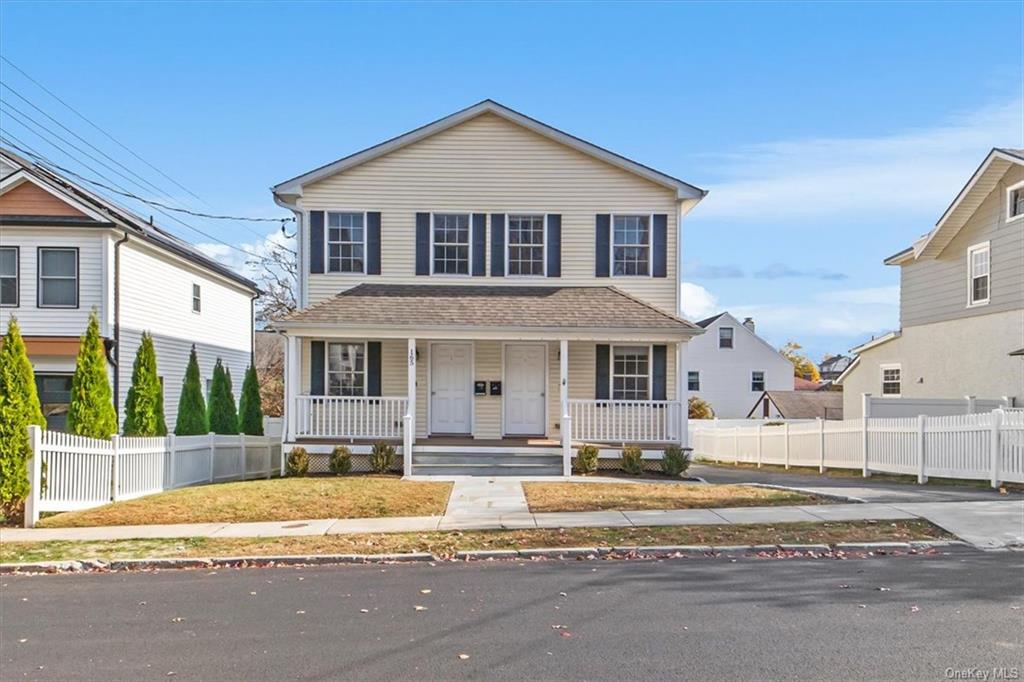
[747,390,843,420]
[695,313,727,328]
[272,100,706,201]
[887,148,1024,265]
[0,148,258,292]
[273,283,701,334]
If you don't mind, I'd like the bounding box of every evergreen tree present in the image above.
[207,359,239,434]
[0,317,46,518]
[122,333,167,436]
[174,346,208,435]
[238,365,264,435]
[67,310,118,438]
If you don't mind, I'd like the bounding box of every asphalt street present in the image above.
[3,548,1022,681]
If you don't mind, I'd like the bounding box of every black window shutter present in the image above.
[652,214,668,278]
[490,214,505,277]
[652,345,667,400]
[366,212,381,275]
[367,342,382,396]
[472,213,486,276]
[595,214,610,277]
[309,211,325,274]
[546,214,561,277]
[595,344,610,400]
[310,340,325,395]
[415,213,430,275]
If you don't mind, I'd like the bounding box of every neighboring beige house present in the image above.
[839,148,1024,417]
[270,100,706,475]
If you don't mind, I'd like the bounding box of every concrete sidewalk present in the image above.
[3,499,1021,549]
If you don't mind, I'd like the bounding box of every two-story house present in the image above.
[838,148,1024,417]
[685,312,793,418]
[0,149,258,430]
[271,100,706,476]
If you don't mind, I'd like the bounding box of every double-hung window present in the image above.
[192,284,202,313]
[432,213,470,275]
[967,242,990,306]
[38,247,77,307]
[612,346,649,400]
[751,371,765,392]
[327,342,366,396]
[327,212,365,273]
[507,214,545,276]
[0,247,17,307]
[881,364,901,396]
[719,326,734,349]
[1007,181,1024,222]
[687,371,700,392]
[612,215,650,276]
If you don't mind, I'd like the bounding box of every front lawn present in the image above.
[524,482,817,513]
[1,520,949,564]
[37,476,453,528]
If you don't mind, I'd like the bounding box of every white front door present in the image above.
[504,343,547,436]
[430,343,472,434]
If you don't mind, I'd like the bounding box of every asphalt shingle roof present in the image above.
[757,390,844,420]
[279,284,699,331]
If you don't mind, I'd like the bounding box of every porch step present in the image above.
[411,450,563,477]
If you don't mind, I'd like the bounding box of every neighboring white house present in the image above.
[838,148,1024,417]
[685,312,794,418]
[270,99,707,475]
[0,148,259,430]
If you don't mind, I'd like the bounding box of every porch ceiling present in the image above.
[273,284,701,340]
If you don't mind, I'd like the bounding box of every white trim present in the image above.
[834,356,860,385]
[504,213,548,278]
[879,363,902,398]
[849,330,901,355]
[610,213,654,278]
[271,100,706,200]
[427,341,474,435]
[324,210,368,275]
[0,170,110,222]
[276,324,697,342]
[966,241,991,307]
[1005,179,1024,223]
[610,343,654,401]
[501,342,549,436]
[429,212,473,277]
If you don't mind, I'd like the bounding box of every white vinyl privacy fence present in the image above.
[691,410,1024,488]
[24,426,282,527]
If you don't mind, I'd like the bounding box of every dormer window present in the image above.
[327,212,365,273]
[1008,181,1024,222]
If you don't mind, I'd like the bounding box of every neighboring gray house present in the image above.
[838,148,1024,417]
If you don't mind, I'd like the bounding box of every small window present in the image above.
[881,365,901,396]
[327,212,365,273]
[1007,182,1024,221]
[687,371,700,392]
[38,247,77,307]
[751,371,765,392]
[0,246,17,307]
[967,242,990,306]
[327,342,366,396]
[507,214,545,276]
[432,213,470,275]
[612,346,649,400]
[192,284,202,313]
[612,215,650,276]
[718,327,734,349]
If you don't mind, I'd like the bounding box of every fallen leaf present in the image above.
[560,631,572,638]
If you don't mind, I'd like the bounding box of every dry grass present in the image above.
[0,520,949,564]
[698,461,1024,490]
[523,482,817,512]
[37,476,453,528]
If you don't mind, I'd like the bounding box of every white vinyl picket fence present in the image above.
[691,409,1023,488]
[24,426,282,527]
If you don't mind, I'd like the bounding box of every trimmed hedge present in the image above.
[620,445,643,476]
[574,444,599,475]
[661,444,691,477]
[286,447,309,477]
[329,445,353,475]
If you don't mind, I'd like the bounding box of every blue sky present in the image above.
[2,2,1021,361]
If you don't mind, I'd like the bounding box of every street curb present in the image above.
[0,541,968,574]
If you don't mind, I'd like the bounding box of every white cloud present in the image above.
[695,99,1023,221]
[730,285,899,339]
[195,227,295,279]
[679,282,720,320]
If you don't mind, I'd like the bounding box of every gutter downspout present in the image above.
[112,231,130,419]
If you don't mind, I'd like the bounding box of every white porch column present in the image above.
[284,334,299,443]
[404,338,417,477]
[677,340,689,448]
[560,339,571,476]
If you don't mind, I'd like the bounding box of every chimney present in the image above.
[742,317,755,334]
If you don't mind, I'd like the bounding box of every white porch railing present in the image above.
[293,395,408,439]
[568,399,683,443]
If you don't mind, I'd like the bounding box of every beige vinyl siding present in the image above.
[900,163,1024,328]
[300,112,680,315]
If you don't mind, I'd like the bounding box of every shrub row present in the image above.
[286,441,398,477]
[573,443,692,478]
